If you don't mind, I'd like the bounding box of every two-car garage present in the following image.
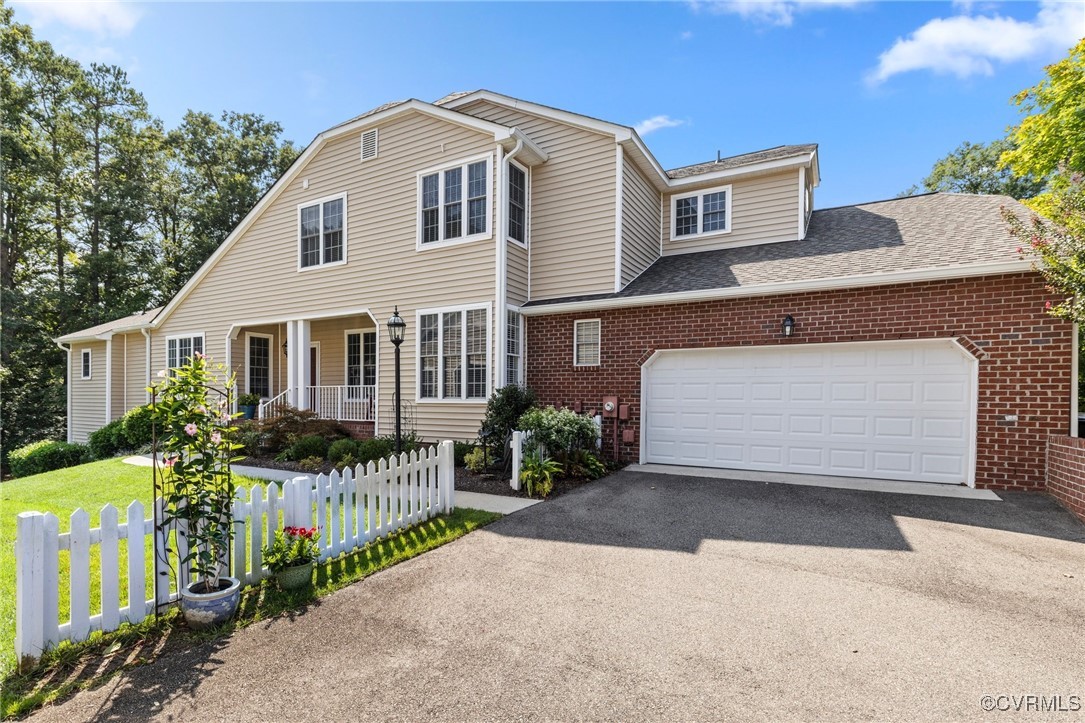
[641,340,977,486]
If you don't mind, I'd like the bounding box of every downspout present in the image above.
[55,341,73,443]
[1072,322,1079,436]
[496,137,524,391]
[141,329,152,403]
[123,333,128,412]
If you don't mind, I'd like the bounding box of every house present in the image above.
[55,90,1075,491]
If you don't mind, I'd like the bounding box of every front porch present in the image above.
[228,309,381,425]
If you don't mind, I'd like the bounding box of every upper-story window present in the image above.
[80,349,92,379]
[508,162,528,244]
[672,184,732,240]
[167,334,204,370]
[418,156,491,248]
[299,194,346,269]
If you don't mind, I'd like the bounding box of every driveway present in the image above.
[34,471,1085,722]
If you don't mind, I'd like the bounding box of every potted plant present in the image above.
[238,393,261,420]
[262,526,321,590]
[150,353,244,630]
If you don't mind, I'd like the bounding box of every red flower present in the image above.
[1045,301,1053,310]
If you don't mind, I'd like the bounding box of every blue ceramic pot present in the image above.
[179,576,241,630]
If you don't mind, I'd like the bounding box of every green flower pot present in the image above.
[275,561,315,590]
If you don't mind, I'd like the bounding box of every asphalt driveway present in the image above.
[34,471,1085,722]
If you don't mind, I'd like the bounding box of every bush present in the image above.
[88,419,127,459]
[9,440,90,478]
[520,453,561,499]
[463,447,487,473]
[479,385,537,454]
[256,406,350,453]
[236,425,264,458]
[571,450,607,480]
[298,456,324,472]
[121,405,155,448]
[453,440,476,467]
[288,434,329,462]
[327,438,360,465]
[518,406,598,458]
[356,436,395,465]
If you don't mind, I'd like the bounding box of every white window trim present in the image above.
[165,333,206,370]
[344,328,378,388]
[415,302,493,403]
[573,319,601,368]
[297,192,349,272]
[505,305,525,386]
[80,349,92,379]
[416,153,494,251]
[244,332,274,398]
[506,159,530,248]
[671,184,733,242]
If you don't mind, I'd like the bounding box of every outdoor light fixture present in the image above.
[387,306,406,454]
[281,340,288,357]
[782,315,795,338]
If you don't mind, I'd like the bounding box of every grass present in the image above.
[0,458,266,678]
[0,506,499,720]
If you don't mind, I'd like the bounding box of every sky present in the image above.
[12,0,1085,208]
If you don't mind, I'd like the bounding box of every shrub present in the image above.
[463,447,487,473]
[9,440,90,478]
[236,426,264,458]
[518,406,598,458]
[335,453,358,471]
[256,406,350,453]
[121,405,155,448]
[479,385,537,454]
[356,436,395,465]
[327,438,360,465]
[571,450,607,480]
[88,419,127,459]
[298,456,324,472]
[288,434,329,462]
[237,393,261,407]
[453,440,476,467]
[520,453,561,498]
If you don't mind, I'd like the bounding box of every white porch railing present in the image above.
[15,442,456,667]
[258,390,290,420]
[309,385,376,422]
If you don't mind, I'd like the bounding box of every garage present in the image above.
[642,339,977,485]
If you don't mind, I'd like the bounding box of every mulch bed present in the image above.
[455,467,598,499]
[238,455,340,476]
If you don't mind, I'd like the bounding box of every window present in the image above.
[247,334,271,397]
[166,334,204,371]
[80,350,92,379]
[346,331,377,398]
[299,195,346,269]
[418,157,490,247]
[574,320,600,367]
[418,306,489,400]
[508,162,527,244]
[672,185,732,239]
[506,310,523,386]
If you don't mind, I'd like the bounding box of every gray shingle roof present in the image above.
[57,307,162,342]
[666,144,818,179]
[525,193,1031,307]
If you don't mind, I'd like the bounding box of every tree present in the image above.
[922,139,1045,199]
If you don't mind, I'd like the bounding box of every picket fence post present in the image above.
[510,431,524,491]
[438,440,455,513]
[15,512,45,667]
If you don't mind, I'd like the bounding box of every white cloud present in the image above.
[688,0,863,27]
[634,115,687,136]
[868,0,1084,85]
[680,30,694,40]
[13,1,142,37]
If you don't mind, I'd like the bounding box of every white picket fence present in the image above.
[509,430,534,491]
[15,441,455,666]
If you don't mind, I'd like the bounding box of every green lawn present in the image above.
[0,458,266,677]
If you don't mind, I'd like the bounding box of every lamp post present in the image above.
[387,306,406,454]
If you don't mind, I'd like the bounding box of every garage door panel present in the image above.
[644,341,974,485]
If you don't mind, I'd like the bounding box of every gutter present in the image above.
[519,260,1034,316]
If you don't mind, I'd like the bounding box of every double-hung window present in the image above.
[246,334,271,397]
[346,331,377,398]
[419,156,490,247]
[418,306,489,400]
[573,320,600,367]
[299,194,346,269]
[672,184,732,240]
[508,162,528,244]
[80,350,92,379]
[166,334,204,371]
[506,310,523,386]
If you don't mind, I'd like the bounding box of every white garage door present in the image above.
[643,340,975,484]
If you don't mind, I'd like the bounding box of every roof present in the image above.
[323,99,409,133]
[666,144,819,179]
[523,193,1032,310]
[56,307,162,343]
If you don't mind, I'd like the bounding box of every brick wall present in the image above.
[525,272,1072,491]
[1046,436,1085,522]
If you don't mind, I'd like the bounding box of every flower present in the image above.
[1045,301,1053,310]
[157,369,167,378]
[210,431,222,444]
[194,351,205,360]
[163,456,176,467]
[184,422,198,436]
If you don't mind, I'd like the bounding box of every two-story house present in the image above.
[56,91,1074,491]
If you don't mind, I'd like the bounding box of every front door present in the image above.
[310,344,319,387]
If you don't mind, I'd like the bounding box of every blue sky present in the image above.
[13,1,1085,207]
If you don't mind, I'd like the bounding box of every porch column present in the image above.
[286,321,298,408]
[296,319,311,410]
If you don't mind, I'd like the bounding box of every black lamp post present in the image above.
[387,306,406,454]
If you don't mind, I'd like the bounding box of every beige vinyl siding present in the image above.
[663,169,800,255]
[153,110,498,441]
[620,159,661,287]
[115,332,148,416]
[71,341,107,443]
[455,99,617,301]
[507,241,529,306]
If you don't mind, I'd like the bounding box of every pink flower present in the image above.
[194,351,205,360]
[1045,301,1053,310]
[1016,247,1023,255]
[163,456,176,467]
[184,423,198,436]
[210,431,222,444]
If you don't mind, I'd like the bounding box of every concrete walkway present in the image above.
[122,455,536,515]
[33,470,1085,722]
